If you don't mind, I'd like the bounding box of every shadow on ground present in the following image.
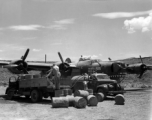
[0,94,52,105]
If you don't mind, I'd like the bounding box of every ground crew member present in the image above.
[46,64,61,90]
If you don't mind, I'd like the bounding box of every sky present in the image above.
[0,0,152,62]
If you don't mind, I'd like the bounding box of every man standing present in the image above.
[47,64,61,90]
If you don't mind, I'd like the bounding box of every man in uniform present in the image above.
[46,64,61,90]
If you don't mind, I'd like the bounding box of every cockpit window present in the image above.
[79,57,91,61]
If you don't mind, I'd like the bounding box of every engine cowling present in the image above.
[8,60,28,74]
[126,63,146,74]
[59,63,72,76]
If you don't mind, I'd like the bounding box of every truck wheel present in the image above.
[31,89,40,103]
[7,90,14,100]
[97,88,106,99]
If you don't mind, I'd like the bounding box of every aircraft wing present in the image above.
[0,61,10,67]
[27,62,54,71]
[146,65,152,70]
[27,62,77,71]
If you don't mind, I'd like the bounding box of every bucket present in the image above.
[74,96,87,108]
[52,97,69,108]
[87,95,98,106]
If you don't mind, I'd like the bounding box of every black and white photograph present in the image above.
[0,0,152,120]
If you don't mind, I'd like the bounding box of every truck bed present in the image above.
[19,77,48,88]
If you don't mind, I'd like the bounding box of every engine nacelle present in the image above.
[8,60,28,74]
[126,63,146,74]
[59,63,72,77]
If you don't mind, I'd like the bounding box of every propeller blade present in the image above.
[22,48,30,61]
[58,52,64,63]
[3,64,18,68]
[139,55,143,64]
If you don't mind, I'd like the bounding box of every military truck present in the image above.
[71,73,125,99]
[5,74,69,103]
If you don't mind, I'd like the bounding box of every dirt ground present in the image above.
[0,86,151,120]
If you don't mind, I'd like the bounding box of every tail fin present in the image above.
[65,58,71,63]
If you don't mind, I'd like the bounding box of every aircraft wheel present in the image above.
[7,90,14,100]
[31,89,39,103]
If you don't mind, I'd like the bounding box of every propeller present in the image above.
[58,52,71,74]
[3,48,30,74]
[18,63,29,74]
[21,48,30,61]
[58,52,64,63]
[138,64,147,78]
[138,55,152,78]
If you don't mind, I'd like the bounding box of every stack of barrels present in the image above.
[52,89,101,108]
